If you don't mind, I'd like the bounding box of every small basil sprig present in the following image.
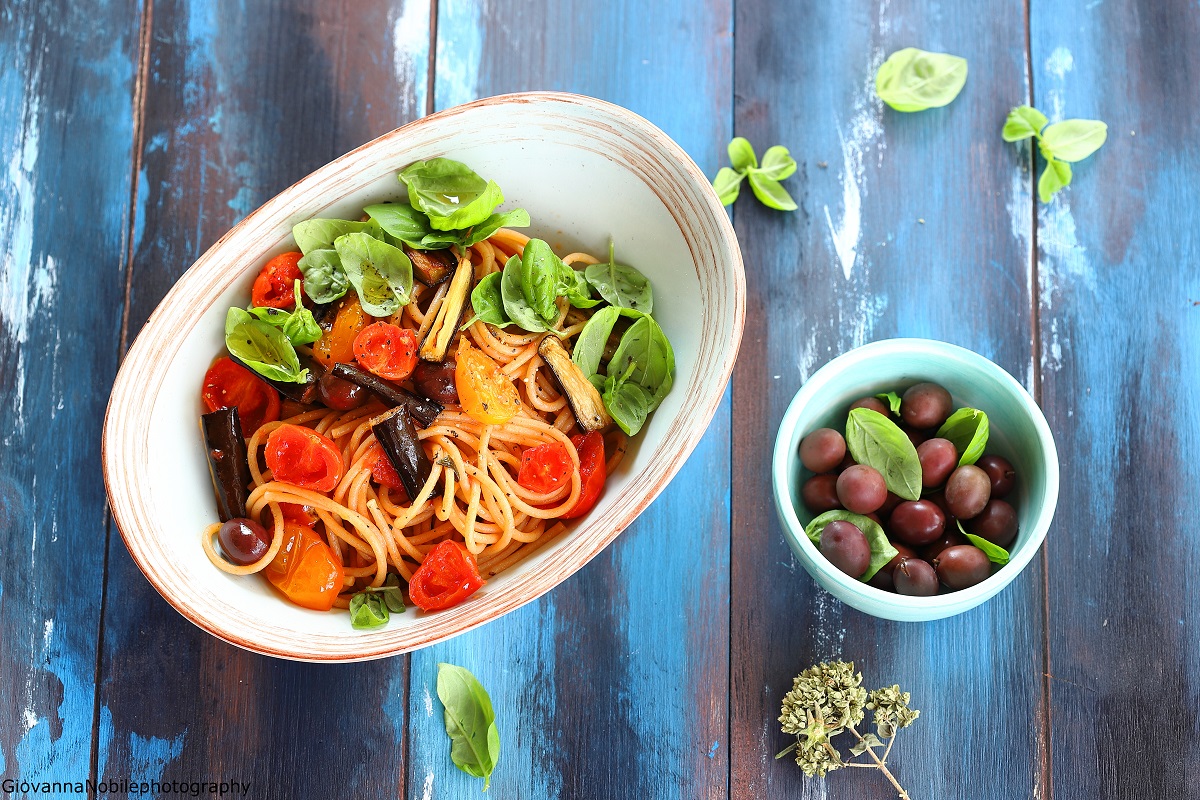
[805,510,898,582]
[601,315,675,435]
[334,232,413,317]
[246,281,321,345]
[365,202,530,251]
[712,138,798,211]
[935,407,989,467]
[584,242,653,314]
[224,307,309,383]
[437,663,501,789]
[400,158,506,231]
[558,265,601,309]
[298,250,349,304]
[957,521,1011,566]
[874,48,968,112]
[845,408,922,500]
[875,391,902,415]
[500,255,553,332]
[349,574,406,629]
[461,271,509,330]
[1003,105,1108,202]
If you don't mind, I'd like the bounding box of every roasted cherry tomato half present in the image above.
[353,322,420,381]
[280,503,319,527]
[368,444,406,493]
[264,424,345,492]
[518,442,573,494]
[251,252,304,308]
[201,356,281,436]
[455,340,520,425]
[313,295,368,370]
[408,540,485,612]
[265,522,344,610]
[560,431,606,519]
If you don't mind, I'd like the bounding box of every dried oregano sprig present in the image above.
[776,661,919,799]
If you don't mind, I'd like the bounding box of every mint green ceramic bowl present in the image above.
[771,338,1059,621]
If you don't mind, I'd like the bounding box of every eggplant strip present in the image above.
[201,407,253,521]
[228,352,319,404]
[537,336,612,432]
[372,405,433,503]
[330,362,443,427]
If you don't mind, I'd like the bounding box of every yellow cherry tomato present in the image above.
[313,295,367,369]
[455,340,520,424]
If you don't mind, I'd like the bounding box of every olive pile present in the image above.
[798,382,1019,596]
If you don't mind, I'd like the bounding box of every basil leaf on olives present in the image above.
[845,408,922,501]
[804,510,898,582]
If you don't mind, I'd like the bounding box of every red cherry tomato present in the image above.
[518,442,573,494]
[264,424,344,492]
[560,432,606,519]
[353,322,420,381]
[265,522,344,610]
[368,444,406,493]
[280,503,319,527]
[201,356,281,436]
[408,540,484,612]
[251,252,303,308]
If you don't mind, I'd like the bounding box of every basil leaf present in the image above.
[293,218,384,254]
[400,158,504,232]
[363,202,434,248]
[520,238,563,321]
[747,172,798,212]
[607,314,674,407]
[224,307,309,384]
[558,265,602,309]
[349,592,389,630]
[1002,105,1048,142]
[583,243,654,314]
[844,408,922,501]
[1040,119,1108,162]
[935,407,989,466]
[335,232,413,317]
[727,137,757,172]
[1037,158,1072,203]
[500,255,551,332]
[875,391,902,415]
[756,145,797,181]
[712,167,744,206]
[602,363,654,436]
[379,574,406,613]
[461,271,509,329]
[874,47,968,112]
[460,208,530,247]
[804,510,898,582]
[436,663,501,789]
[246,283,321,345]
[958,521,1010,566]
[572,306,621,378]
[298,249,349,304]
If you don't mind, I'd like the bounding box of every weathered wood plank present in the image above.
[94,1,429,795]
[403,1,734,797]
[0,0,140,789]
[1031,1,1200,796]
[731,2,1049,798]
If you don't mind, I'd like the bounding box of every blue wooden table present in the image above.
[2,0,1196,797]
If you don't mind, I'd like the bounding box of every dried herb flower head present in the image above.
[776,661,919,800]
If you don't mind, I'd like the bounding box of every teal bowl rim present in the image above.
[770,338,1060,621]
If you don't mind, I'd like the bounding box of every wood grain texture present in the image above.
[0,0,140,788]
[1032,2,1200,796]
[402,1,734,798]
[94,0,428,794]
[731,2,1049,798]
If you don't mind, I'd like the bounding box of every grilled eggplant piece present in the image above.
[537,336,612,432]
[404,245,456,287]
[201,407,253,521]
[372,405,432,502]
[419,255,473,362]
[228,353,318,404]
[330,362,443,427]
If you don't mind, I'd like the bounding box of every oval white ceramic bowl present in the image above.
[104,93,745,660]
[772,339,1059,621]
